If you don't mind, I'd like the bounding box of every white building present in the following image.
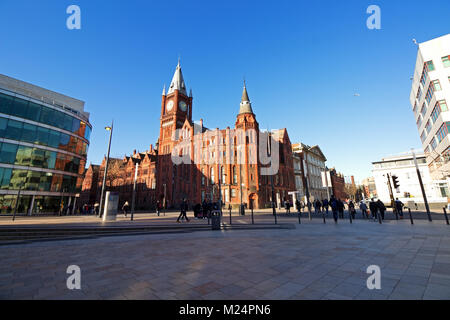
[292,143,328,202]
[410,34,450,180]
[372,151,448,207]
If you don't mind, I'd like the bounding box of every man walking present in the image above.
[359,200,368,219]
[122,201,130,217]
[337,199,345,219]
[330,195,339,223]
[369,198,378,221]
[322,199,329,215]
[377,199,386,220]
[395,198,404,219]
[156,200,161,217]
[177,198,190,223]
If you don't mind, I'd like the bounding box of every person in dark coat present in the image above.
[369,198,378,221]
[330,195,339,223]
[377,200,386,220]
[177,199,189,223]
[295,199,301,213]
[348,200,356,219]
[322,199,329,215]
[337,199,345,219]
[395,198,404,219]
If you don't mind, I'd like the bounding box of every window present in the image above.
[4,119,23,140]
[416,115,422,129]
[0,93,14,115]
[436,122,450,143]
[420,103,427,117]
[210,167,215,184]
[413,101,418,113]
[431,102,441,123]
[231,189,237,198]
[425,120,432,133]
[233,166,237,184]
[201,168,205,185]
[0,143,18,164]
[442,55,450,68]
[425,84,434,104]
[420,131,426,143]
[432,80,442,91]
[420,68,428,86]
[417,87,422,100]
[426,60,435,72]
[438,99,448,112]
[21,123,37,144]
[431,137,437,150]
[221,166,225,184]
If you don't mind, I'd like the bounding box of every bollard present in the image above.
[408,208,414,225]
[322,212,326,224]
[298,211,301,224]
[443,207,450,226]
[349,210,353,224]
[229,207,232,225]
[251,208,254,225]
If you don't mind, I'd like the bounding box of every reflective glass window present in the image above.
[21,123,37,143]
[0,93,14,115]
[0,117,7,137]
[84,125,91,141]
[48,130,60,149]
[36,127,49,145]
[40,106,54,126]
[11,98,28,118]
[59,133,70,150]
[1,168,12,189]
[39,172,53,192]
[5,119,23,140]
[62,113,73,131]
[30,148,46,167]
[0,143,18,164]
[27,102,42,121]
[9,169,27,189]
[72,118,80,133]
[15,146,32,166]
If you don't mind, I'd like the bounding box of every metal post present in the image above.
[99,121,113,218]
[12,181,24,221]
[377,209,382,224]
[412,149,432,221]
[163,183,166,216]
[229,205,232,224]
[251,207,254,224]
[349,208,353,224]
[408,207,414,225]
[131,162,138,221]
[443,207,450,225]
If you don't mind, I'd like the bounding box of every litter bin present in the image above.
[211,210,221,230]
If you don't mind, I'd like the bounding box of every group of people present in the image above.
[287,195,406,223]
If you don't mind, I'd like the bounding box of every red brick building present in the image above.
[329,168,347,200]
[81,62,296,209]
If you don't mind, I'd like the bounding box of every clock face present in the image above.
[166,100,174,112]
[179,101,187,112]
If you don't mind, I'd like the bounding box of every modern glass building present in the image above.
[0,74,91,215]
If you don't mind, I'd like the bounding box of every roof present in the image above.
[239,83,254,115]
[167,61,187,95]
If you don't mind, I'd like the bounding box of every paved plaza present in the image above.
[0,214,450,300]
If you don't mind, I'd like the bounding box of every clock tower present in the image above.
[157,61,193,206]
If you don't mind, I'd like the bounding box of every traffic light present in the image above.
[392,175,400,189]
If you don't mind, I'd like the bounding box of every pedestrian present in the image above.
[348,200,356,219]
[300,201,305,213]
[322,199,329,215]
[314,199,322,215]
[285,200,291,214]
[369,198,378,221]
[156,200,161,217]
[94,202,99,215]
[337,199,345,219]
[122,201,130,217]
[330,195,339,223]
[359,200,368,219]
[395,198,404,219]
[295,199,301,214]
[377,200,386,220]
[177,198,190,223]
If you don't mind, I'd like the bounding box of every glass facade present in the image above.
[0,87,91,215]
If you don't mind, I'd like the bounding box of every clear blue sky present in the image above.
[1,0,449,181]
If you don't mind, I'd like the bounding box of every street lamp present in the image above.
[99,121,114,218]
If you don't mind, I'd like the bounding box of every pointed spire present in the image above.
[189,88,192,98]
[168,59,187,95]
[162,84,166,96]
[239,80,253,114]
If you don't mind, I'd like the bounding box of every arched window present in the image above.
[210,167,215,184]
[233,166,237,184]
[201,168,205,186]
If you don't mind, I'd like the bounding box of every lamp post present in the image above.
[99,121,113,218]
[412,149,432,221]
